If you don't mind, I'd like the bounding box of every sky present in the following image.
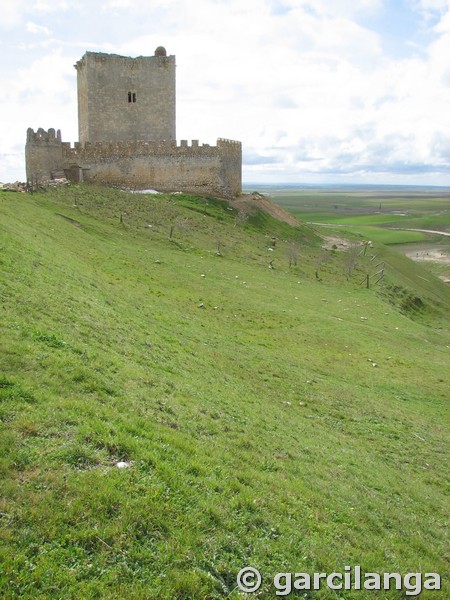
[1,0,449,186]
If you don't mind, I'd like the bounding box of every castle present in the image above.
[25,48,242,197]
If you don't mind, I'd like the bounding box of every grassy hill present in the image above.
[1,186,449,599]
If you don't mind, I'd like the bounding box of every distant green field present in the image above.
[257,185,450,246]
[313,224,428,245]
[305,214,412,226]
[255,186,450,221]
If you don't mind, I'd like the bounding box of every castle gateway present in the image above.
[26,48,242,197]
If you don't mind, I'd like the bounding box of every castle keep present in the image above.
[25,48,242,197]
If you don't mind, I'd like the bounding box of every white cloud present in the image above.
[0,0,26,28]
[0,0,72,29]
[299,0,384,18]
[0,50,78,181]
[0,0,449,184]
[104,0,134,7]
[26,21,50,35]
[408,0,450,26]
[414,0,450,12]
[33,0,72,12]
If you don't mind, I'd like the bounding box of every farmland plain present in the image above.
[253,184,450,282]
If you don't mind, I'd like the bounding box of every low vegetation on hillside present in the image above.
[1,186,449,598]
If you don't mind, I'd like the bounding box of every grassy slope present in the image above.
[1,187,449,599]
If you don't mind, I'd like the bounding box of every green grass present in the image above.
[1,186,449,599]
[259,186,449,217]
[264,187,450,244]
[311,223,428,245]
[298,212,449,231]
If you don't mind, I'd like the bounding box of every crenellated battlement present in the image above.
[27,127,62,145]
[61,138,240,159]
[217,138,242,147]
[27,129,241,157]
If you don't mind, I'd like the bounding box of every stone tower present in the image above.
[75,48,176,144]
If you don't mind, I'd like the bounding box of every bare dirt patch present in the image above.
[230,193,300,227]
[399,246,450,266]
[321,235,354,251]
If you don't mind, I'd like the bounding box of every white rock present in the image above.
[116,461,129,469]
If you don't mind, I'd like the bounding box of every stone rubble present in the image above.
[0,181,27,192]
[0,178,70,192]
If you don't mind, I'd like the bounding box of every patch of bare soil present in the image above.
[402,248,450,265]
[229,193,300,227]
[321,235,354,251]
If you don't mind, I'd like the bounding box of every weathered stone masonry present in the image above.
[76,51,176,144]
[25,48,242,197]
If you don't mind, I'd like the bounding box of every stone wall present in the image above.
[26,129,242,197]
[218,139,243,199]
[75,52,176,144]
[25,128,65,181]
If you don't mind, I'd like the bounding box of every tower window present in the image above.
[128,92,136,103]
